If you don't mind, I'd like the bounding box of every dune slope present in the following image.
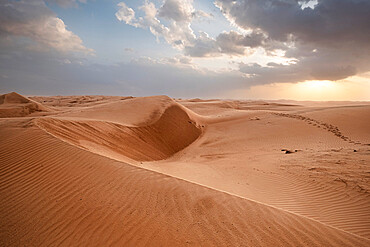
[144,102,370,239]
[36,103,203,162]
[0,119,369,246]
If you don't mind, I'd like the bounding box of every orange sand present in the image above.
[0,92,369,246]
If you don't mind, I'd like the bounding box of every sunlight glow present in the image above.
[296,80,336,93]
[290,80,344,100]
[230,73,370,101]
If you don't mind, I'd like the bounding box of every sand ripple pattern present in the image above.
[0,121,369,246]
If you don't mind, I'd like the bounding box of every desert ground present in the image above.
[0,92,369,246]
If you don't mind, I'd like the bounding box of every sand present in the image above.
[0,92,50,118]
[0,92,369,246]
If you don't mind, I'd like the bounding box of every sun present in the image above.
[289,80,341,100]
[299,80,336,92]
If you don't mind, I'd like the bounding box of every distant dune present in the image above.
[0,92,369,246]
[0,92,50,117]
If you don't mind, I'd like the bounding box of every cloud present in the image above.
[0,0,93,54]
[158,0,213,23]
[116,1,266,57]
[215,0,370,83]
[215,0,370,46]
[240,56,358,85]
[118,0,369,83]
[158,0,194,22]
[116,1,196,50]
[115,2,137,26]
[184,32,219,57]
[216,30,265,55]
[192,10,213,21]
[0,47,245,98]
[162,55,193,65]
[184,30,274,57]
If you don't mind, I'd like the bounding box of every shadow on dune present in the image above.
[36,104,203,162]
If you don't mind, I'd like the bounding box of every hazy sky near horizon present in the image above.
[0,0,369,100]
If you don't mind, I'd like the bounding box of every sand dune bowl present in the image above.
[36,101,203,162]
[0,93,369,246]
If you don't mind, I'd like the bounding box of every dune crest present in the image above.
[0,92,50,117]
[36,102,203,162]
[59,95,199,126]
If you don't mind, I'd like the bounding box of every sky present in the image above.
[0,0,369,100]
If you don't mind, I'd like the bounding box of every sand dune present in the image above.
[30,95,132,108]
[1,119,369,246]
[143,106,370,238]
[0,92,50,118]
[36,100,203,163]
[59,95,200,126]
[1,93,369,245]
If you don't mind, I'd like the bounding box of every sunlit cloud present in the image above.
[233,73,370,101]
[0,0,93,54]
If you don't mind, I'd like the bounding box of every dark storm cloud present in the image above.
[216,0,370,82]
[215,0,370,46]
[216,30,265,54]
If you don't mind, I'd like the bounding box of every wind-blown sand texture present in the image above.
[0,93,369,246]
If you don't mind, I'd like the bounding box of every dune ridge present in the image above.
[35,102,203,162]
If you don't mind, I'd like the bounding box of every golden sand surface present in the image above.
[1,92,369,246]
